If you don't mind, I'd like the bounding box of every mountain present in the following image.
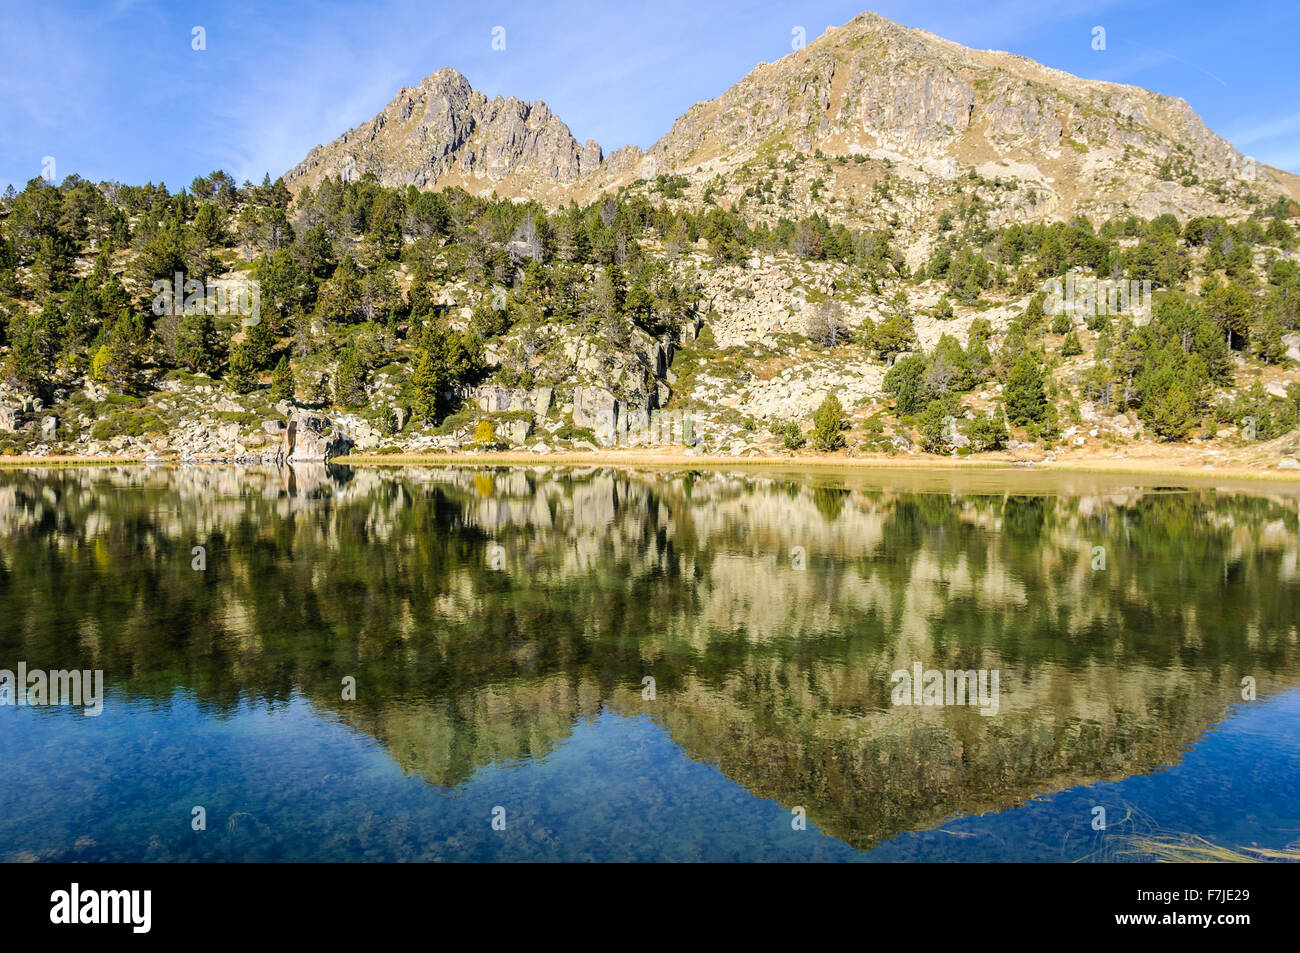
[284,67,604,200]
[284,11,1300,221]
[5,10,1299,470]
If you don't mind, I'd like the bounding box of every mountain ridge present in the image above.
[284,10,1300,222]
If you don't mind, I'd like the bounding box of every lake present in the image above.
[1,463,1298,862]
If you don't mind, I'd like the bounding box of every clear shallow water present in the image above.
[1,464,1298,862]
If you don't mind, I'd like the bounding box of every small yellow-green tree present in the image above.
[811,393,847,451]
[473,419,496,447]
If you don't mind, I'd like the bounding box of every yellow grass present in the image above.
[1,448,1299,486]
[1119,834,1300,863]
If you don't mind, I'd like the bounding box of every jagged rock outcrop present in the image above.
[285,68,602,194]
[571,386,622,443]
[471,384,553,417]
[496,418,532,445]
[284,413,353,462]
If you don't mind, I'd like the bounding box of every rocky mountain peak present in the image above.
[284,10,1298,220]
[285,67,598,194]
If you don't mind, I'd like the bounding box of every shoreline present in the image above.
[3,448,1300,485]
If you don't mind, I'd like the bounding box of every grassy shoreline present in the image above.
[3,448,1300,486]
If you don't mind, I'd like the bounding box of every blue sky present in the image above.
[2,0,1298,191]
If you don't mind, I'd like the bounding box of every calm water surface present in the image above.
[1,464,1298,862]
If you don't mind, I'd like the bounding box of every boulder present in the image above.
[621,407,651,445]
[475,385,513,412]
[284,413,352,462]
[498,418,533,445]
[572,386,620,442]
[0,406,18,432]
[471,385,553,418]
[944,416,970,450]
[529,386,553,418]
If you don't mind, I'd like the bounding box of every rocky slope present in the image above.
[285,67,604,200]
[285,11,1300,224]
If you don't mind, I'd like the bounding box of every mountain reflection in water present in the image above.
[1,464,1298,862]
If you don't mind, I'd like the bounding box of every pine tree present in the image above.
[1253,315,1286,364]
[316,255,363,324]
[1204,283,1254,350]
[225,343,258,394]
[270,357,296,402]
[334,342,366,409]
[4,313,45,388]
[1148,382,1197,440]
[90,314,146,394]
[811,393,848,451]
[411,348,443,423]
[918,401,952,453]
[931,334,975,392]
[873,314,916,360]
[411,324,482,423]
[30,232,74,297]
[1004,352,1048,426]
[242,316,276,369]
[883,354,927,414]
[192,202,227,248]
[175,311,219,372]
[967,406,1009,451]
[967,334,993,380]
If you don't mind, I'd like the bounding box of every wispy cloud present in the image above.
[1226,111,1300,148]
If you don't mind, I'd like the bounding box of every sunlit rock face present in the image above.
[1,464,1298,849]
[286,68,598,195]
[284,12,1293,223]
